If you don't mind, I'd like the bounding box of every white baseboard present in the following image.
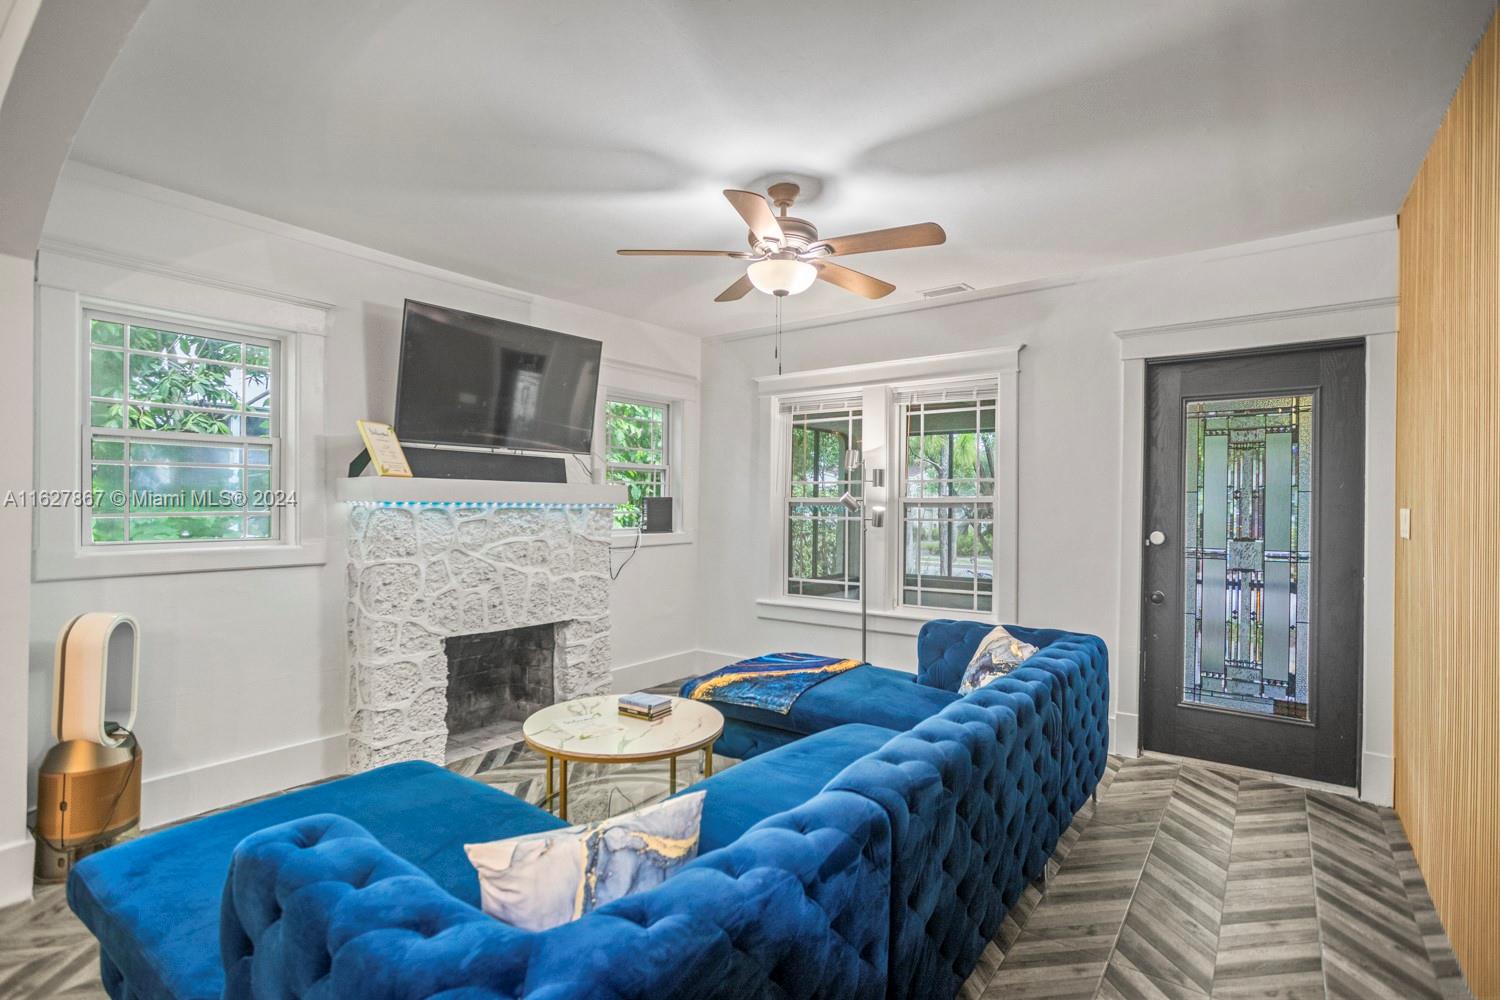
[1361,751,1394,807]
[0,835,35,908]
[139,733,347,829]
[610,649,746,693]
[1111,711,1140,757]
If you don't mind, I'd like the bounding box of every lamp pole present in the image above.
[841,452,885,664]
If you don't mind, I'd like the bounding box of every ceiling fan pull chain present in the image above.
[775,294,783,375]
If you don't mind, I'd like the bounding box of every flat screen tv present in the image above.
[394,300,602,453]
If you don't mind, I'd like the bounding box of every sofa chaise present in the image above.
[690,621,1110,833]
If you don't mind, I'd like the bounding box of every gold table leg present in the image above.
[704,746,714,777]
[559,758,569,822]
[545,754,554,809]
[669,755,677,795]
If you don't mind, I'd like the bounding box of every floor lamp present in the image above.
[840,452,885,664]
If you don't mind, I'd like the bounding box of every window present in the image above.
[784,399,863,600]
[604,397,669,529]
[85,311,281,545]
[899,387,996,612]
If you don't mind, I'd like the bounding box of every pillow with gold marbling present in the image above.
[464,791,705,931]
[957,625,1039,695]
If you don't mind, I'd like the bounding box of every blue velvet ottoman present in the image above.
[68,761,566,1000]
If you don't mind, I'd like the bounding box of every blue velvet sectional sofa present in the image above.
[66,621,1107,1000]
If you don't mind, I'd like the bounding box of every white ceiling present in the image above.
[69,0,1493,337]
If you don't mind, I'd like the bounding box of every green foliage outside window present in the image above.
[604,399,667,529]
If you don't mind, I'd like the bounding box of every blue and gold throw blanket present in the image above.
[685,653,863,715]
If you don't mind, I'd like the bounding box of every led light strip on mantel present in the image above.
[346,500,617,510]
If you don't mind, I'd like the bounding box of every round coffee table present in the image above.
[522,695,724,821]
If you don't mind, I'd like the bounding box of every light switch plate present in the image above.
[1400,507,1411,539]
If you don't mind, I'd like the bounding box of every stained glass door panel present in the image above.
[1181,395,1313,720]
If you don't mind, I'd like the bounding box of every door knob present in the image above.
[1147,530,1167,546]
[1149,591,1165,605]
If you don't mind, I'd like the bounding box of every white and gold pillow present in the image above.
[464,791,705,931]
[958,625,1039,694]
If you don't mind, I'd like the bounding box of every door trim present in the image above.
[1111,300,1397,803]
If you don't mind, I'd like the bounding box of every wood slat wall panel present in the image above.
[1397,10,1500,1000]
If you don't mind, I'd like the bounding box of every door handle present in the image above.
[1149,591,1165,605]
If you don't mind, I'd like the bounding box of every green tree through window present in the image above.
[604,398,669,529]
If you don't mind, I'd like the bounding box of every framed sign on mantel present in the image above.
[355,420,413,477]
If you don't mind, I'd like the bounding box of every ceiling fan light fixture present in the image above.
[747,257,817,296]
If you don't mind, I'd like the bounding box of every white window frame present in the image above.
[81,308,286,547]
[33,248,328,580]
[896,386,1000,613]
[755,346,1022,637]
[603,394,671,530]
[593,358,699,548]
[782,397,865,601]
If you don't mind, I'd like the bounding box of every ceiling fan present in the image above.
[618,182,946,302]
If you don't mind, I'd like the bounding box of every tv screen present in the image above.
[394,300,602,453]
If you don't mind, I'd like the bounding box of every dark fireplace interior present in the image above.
[443,623,558,744]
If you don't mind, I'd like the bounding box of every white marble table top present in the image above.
[522,695,724,762]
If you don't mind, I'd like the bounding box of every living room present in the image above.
[0,2,1496,999]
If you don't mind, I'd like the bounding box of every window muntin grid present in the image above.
[84,312,281,545]
[785,405,862,600]
[900,397,996,611]
[603,397,670,529]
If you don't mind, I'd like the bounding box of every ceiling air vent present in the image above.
[918,282,974,299]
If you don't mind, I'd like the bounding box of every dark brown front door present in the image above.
[1141,342,1364,787]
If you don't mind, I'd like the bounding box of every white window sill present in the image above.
[610,530,695,550]
[34,540,328,581]
[755,596,996,637]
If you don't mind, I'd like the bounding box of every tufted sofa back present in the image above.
[221,790,892,1000]
[915,621,1109,827]
[823,687,1048,1000]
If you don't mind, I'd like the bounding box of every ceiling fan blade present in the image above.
[723,189,785,245]
[815,261,895,299]
[617,249,747,257]
[714,273,755,302]
[814,222,946,257]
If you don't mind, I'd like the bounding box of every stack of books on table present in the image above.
[619,692,673,722]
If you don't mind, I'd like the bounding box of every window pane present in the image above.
[605,400,666,466]
[91,349,124,399]
[246,514,272,539]
[129,325,243,363]
[90,401,126,429]
[128,515,245,542]
[789,409,861,500]
[244,344,272,367]
[91,439,125,461]
[1181,395,1313,720]
[786,502,860,599]
[245,415,272,437]
[244,369,272,412]
[903,399,996,498]
[129,441,244,465]
[900,502,994,611]
[129,465,245,511]
[125,405,242,435]
[90,319,124,347]
[90,465,124,512]
[247,469,271,508]
[90,517,126,543]
[247,445,272,466]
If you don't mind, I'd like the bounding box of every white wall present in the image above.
[28,163,704,826]
[697,218,1398,796]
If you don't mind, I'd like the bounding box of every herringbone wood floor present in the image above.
[0,755,1473,1000]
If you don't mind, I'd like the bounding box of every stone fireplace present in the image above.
[341,488,621,772]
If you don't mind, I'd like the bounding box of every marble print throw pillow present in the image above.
[958,625,1039,694]
[465,791,705,931]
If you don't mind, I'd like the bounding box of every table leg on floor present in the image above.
[669,755,677,794]
[545,754,554,810]
[559,759,569,821]
[704,746,714,777]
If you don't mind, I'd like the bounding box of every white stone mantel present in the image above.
[337,476,627,506]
